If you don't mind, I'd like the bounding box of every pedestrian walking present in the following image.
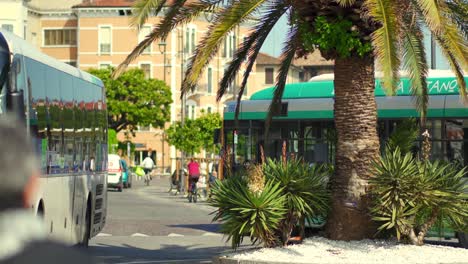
[0,115,97,264]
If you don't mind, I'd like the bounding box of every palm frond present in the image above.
[414,0,468,70]
[433,33,467,100]
[264,22,301,138]
[414,0,446,33]
[400,22,429,124]
[130,0,166,29]
[445,0,468,36]
[367,0,401,94]
[114,0,224,78]
[181,0,268,96]
[216,2,288,123]
[335,0,357,7]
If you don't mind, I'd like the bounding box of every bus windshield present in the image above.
[0,49,8,90]
[0,31,9,90]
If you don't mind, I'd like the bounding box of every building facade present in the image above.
[255,52,302,91]
[9,0,261,173]
[1,0,334,173]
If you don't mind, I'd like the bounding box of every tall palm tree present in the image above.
[115,0,467,240]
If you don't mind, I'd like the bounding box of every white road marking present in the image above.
[167,233,184,237]
[96,233,112,237]
[202,232,221,236]
[131,233,149,237]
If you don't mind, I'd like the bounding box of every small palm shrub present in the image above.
[209,174,287,249]
[263,158,330,246]
[386,118,419,154]
[370,147,468,245]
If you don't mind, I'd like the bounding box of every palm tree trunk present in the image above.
[325,55,380,240]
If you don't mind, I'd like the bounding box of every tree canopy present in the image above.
[166,112,222,155]
[89,68,172,132]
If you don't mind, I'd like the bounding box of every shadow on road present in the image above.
[166,224,221,233]
[89,242,233,264]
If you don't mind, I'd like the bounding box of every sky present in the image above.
[259,14,288,58]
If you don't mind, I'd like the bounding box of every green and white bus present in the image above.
[223,71,468,168]
[0,30,107,246]
[223,71,468,246]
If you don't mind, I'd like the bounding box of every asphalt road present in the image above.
[88,176,250,264]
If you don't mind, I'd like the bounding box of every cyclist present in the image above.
[187,158,200,203]
[141,154,155,185]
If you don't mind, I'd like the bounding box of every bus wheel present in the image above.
[37,201,44,218]
[79,200,91,247]
[457,232,468,249]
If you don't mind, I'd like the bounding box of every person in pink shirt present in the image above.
[187,158,200,202]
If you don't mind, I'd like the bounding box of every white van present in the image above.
[108,154,123,192]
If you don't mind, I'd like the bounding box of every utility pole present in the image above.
[178,26,186,193]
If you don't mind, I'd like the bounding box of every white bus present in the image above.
[0,30,107,246]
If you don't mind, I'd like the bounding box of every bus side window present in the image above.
[25,58,47,175]
[94,83,104,172]
[61,73,75,173]
[73,78,83,172]
[46,68,63,174]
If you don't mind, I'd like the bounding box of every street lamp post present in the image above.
[158,41,167,173]
[158,41,167,83]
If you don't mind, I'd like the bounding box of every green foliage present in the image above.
[370,147,468,244]
[166,112,222,155]
[108,129,118,154]
[386,118,419,155]
[263,158,330,221]
[210,176,287,249]
[298,16,372,58]
[88,68,172,132]
[263,158,330,245]
[210,158,330,248]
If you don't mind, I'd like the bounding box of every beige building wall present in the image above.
[73,7,257,171]
[0,0,28,38]
[255,64,301,92]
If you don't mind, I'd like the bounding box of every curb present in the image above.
[212,257,293,264]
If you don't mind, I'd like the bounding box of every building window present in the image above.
[185,101,197,119]
[139,26,152,54]
[1,24,13,33]
[191,28,196,53]
[99,63,111,69]
[223,32,236,58]
[138,125,150,131]
[184,26,196,54]
[265,67,274,84]
[207,68,212,94]
[44,29,77,46]
[66,61,77,67]
[99,26,111,54]
[207,106,212,114]
[140,63,151,79]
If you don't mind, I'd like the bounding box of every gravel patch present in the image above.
[225,237,468,263]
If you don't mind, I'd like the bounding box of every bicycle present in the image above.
[187,177,199,203]
[144,168,152,186]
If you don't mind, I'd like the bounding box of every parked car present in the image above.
[108,154,123,192]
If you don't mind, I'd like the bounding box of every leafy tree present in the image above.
[116,0,467,240]
[89,68,172,132]
[166,112,222,155]
[108,129,118,154]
